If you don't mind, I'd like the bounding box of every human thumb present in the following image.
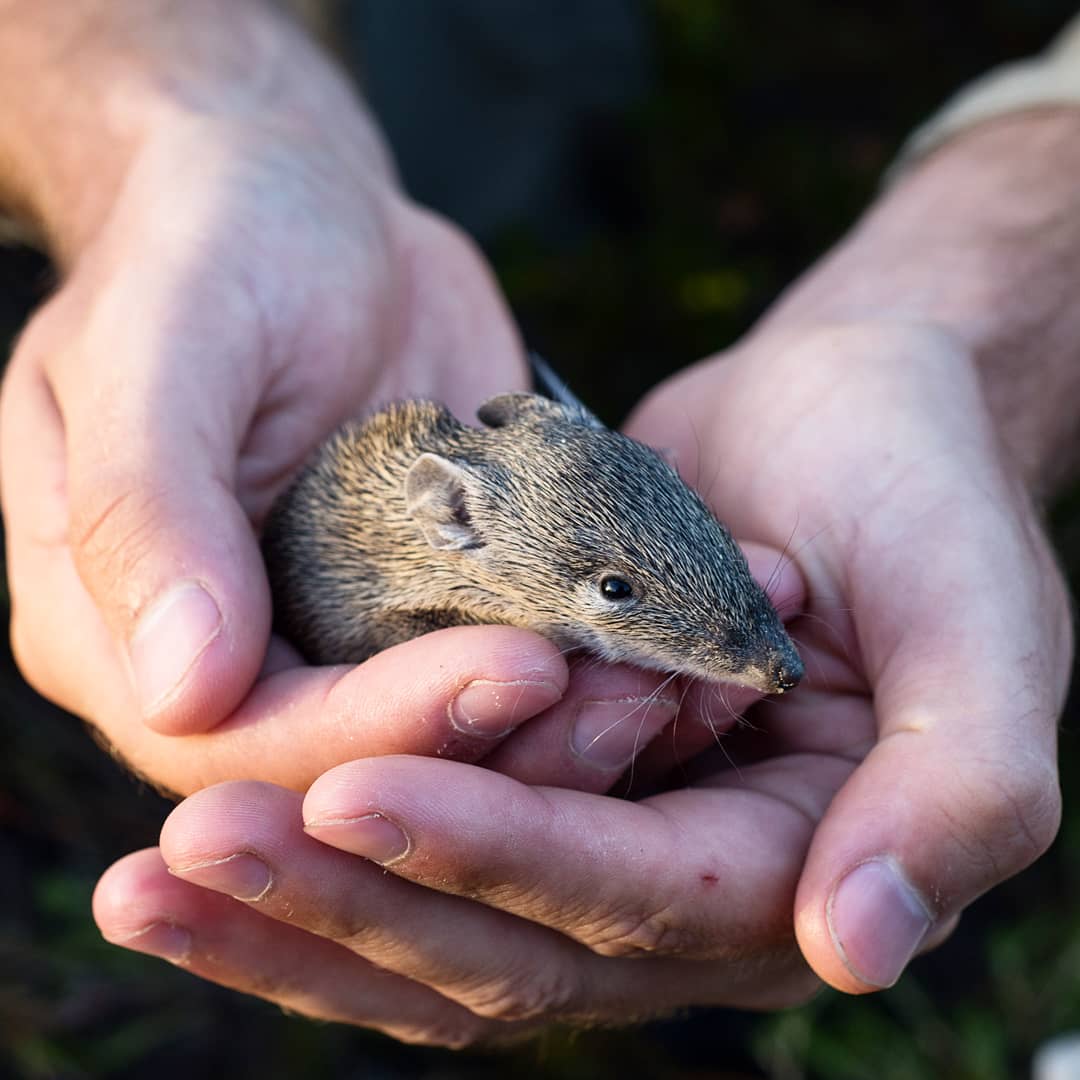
[54,334,272,736]
[792,500,1068,992]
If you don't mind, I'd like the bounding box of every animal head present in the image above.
[404,393,802,694]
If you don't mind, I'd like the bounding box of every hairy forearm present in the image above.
[0,0,390,263]
[762,109,1080,496]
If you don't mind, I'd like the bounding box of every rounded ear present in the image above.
[404,453,485,551]
[477,392,603,430]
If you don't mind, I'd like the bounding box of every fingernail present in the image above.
[170,853,273,902]
[827,857,932,988]
[450,678,562,738]
[119,921,192,963]
[304,812,410,865]
[130,580,222,715]
[570,696,678,770]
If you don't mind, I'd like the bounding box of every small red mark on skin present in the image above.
[701,873,719,886]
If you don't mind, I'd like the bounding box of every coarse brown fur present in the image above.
[261,393,802,694]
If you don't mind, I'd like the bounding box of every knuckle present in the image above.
[989,755,1062,866]
[948,749,1062,880]
[585,901,695,959]
[456,967,579,1024]
[69,481,164,604]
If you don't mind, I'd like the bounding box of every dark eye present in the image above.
[600,576,634,601]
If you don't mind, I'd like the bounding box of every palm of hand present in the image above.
[1,128,529,791]
[627,321,1068,989]
[90,319,1070,1040]
[12,127,1068,1025]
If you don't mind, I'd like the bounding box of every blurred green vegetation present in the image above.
[4,2,1080,1078]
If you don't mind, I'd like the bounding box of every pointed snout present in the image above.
[769,645,804,694]
[718,641,804,696]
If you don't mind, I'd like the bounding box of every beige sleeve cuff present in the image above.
[890,12,1080,179]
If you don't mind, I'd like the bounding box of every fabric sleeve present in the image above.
[889,13,1080,179]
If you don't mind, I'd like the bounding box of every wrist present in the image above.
[0,0,394,264]
[760,110,1080,496]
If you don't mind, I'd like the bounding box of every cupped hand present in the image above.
[93,320,1070,1043]
[1,88,803,794]
[0,98,561,793]
[627,321,1069,992]
[95,757,822,1048]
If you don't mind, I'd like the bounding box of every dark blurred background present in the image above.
[4,2,1080,1077]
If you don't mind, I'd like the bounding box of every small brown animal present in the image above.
[262,388,802,696]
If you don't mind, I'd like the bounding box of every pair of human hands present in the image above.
[3,85,1071,1046]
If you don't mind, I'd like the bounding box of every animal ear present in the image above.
[477,392,603,430]
[404,453,485,551]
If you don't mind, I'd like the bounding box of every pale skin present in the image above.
[2,0,1077,1047]
[0,0,744,796]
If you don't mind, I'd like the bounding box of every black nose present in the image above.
[772,653,804,693]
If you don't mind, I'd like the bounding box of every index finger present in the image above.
[302,752,829,976]
[11,502,570,794]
